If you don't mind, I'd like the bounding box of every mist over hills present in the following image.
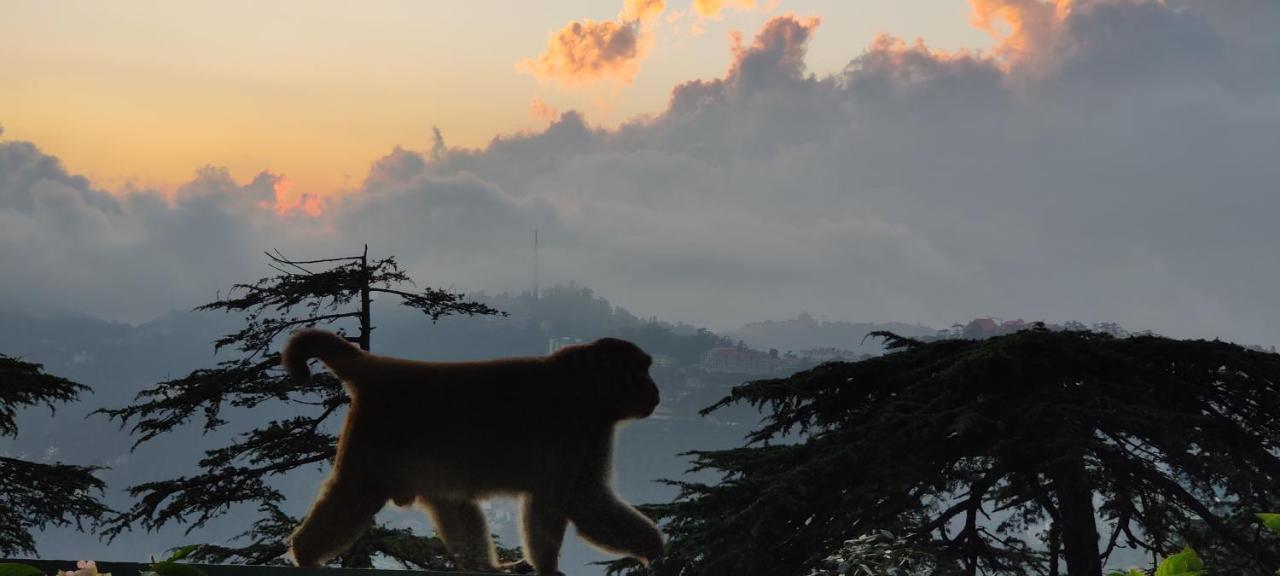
[727,312,937,355]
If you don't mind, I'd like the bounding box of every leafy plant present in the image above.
[1258,513,1280,538]
[143,545,208,576]
[0,565,44,576]
[1152,547,1203,576]
[1106,513,1280,576]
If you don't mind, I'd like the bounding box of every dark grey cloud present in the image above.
[437,1,1280,342]
[0,146,284,320]
[333,148,565,290]
[3,0,1279,346]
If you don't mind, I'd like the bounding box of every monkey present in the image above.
[280,328,664,574]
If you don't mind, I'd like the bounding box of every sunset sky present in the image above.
[4,0,1280,347]
[3,0,987,197]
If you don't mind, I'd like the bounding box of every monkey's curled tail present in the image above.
[282,329,367,383]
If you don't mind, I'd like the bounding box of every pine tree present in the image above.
[622,327,1280,576]
[98,247,513,567]
[0,355,110,555]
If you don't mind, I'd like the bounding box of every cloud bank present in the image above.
[4,0,1280,347]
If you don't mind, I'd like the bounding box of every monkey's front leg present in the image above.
[565,489,663,566]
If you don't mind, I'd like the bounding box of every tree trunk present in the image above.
[358,244,371,351]
[1048,519,1061,576]
[1050,454,1101,576]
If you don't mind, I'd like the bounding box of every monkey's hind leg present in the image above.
[424,498,501,572]
[289,478,387,567]
[513,493,569,575]
[566,490,664,565]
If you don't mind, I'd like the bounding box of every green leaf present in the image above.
[1155,546,1204,576]
[1106,570,1145,576]
[162,545,202,563]
[148,563,207,576]
[0,564,44,576]
[1257,512,1280,536]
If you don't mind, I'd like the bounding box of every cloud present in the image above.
[456,4,1280,343]
[522,19,645,84]
[968,0,1069,67]
[0,142,292,320]
[730,14,819,81]
[622,0,667,22]
[5,0,1280,348]
[521,0,667,85]
[693,0,758,19]
[334,156,565,290]
[531,97,562,121]
[270,176,324,216]
[660,14,819,118]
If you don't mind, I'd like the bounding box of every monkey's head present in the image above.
[556,338,661,421]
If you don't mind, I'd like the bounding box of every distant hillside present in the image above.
[727,312,938,355]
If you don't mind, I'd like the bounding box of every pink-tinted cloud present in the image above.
[521,19,644,84]
[530,97,561,121]
[521,0,666,84]
[969,0,1072,67]
[269,176,324,216]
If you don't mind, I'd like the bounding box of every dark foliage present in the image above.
[96,248,509,567]
[185,502,519,569]
[0,355,110,555]
[615,328,1280,576]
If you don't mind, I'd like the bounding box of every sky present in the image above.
[1,0,985,196]
[3,0,1280,346]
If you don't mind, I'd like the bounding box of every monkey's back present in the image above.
[336,355,611,500]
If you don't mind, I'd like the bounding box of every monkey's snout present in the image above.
[646,387,661,412]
